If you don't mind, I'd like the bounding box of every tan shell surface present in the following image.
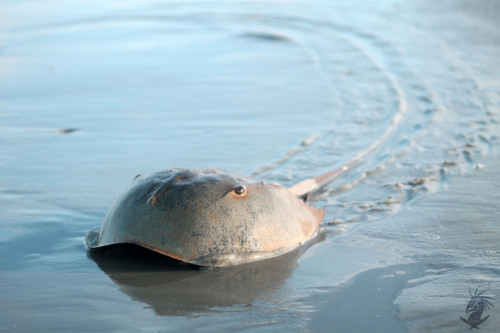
[86,168,324,266]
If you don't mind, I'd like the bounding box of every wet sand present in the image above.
[305,150,500,332]
[1,0,500,332]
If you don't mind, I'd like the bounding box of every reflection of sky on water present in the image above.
[1,0,500,331]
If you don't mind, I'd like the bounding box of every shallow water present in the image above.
[1,0,500,332]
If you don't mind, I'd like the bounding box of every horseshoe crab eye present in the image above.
[233,186,246,195]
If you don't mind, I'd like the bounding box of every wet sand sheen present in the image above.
[0,0,500,332]
[301,151,500,332]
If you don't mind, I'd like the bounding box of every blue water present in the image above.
[1,0,500,331]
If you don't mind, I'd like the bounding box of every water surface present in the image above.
[1,0,500,331]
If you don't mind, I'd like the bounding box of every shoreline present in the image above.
[303,148,500,332]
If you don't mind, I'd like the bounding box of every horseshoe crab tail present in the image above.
[288,159,362,199]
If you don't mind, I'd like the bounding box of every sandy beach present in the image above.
[304,150,500,332]
[1,0,499,332]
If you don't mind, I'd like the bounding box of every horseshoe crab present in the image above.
[86,168,324,267]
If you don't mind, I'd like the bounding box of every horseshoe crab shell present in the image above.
[86,168,324,267]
